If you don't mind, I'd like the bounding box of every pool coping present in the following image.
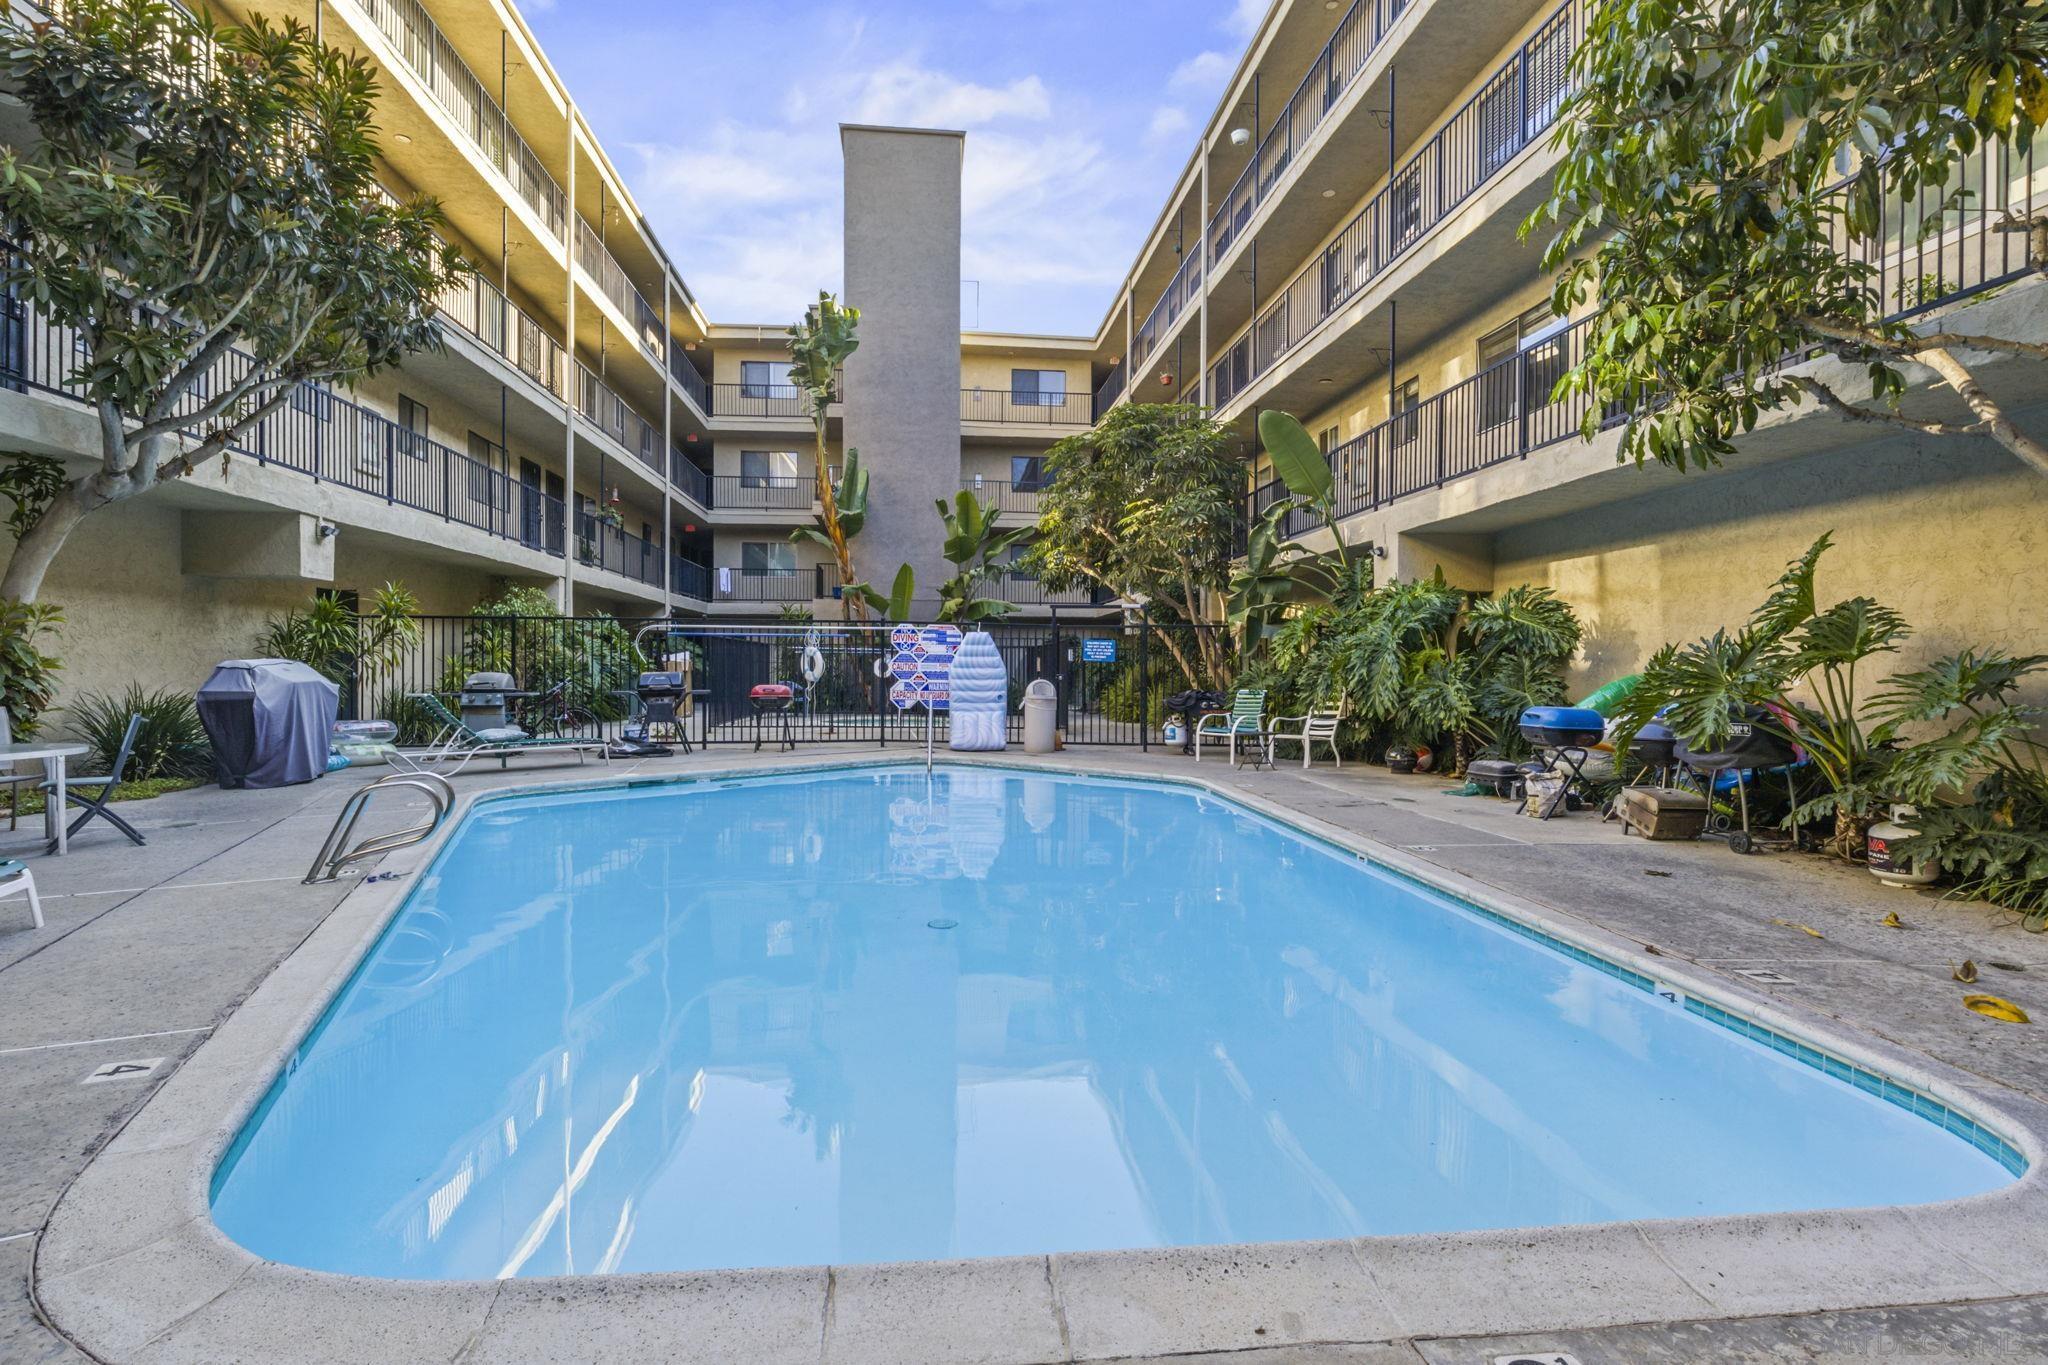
[33,751,2048,1364]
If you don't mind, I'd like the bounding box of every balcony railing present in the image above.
[339,0,566,240]
[960,388,1092,426]
[575,217,663,357]
[575,363,661,472]
[670,448,712,507]
[1133,247,1204,376]
[711,567,812,602]
[574,514,665,589]
[1206,0,1412,266]
[1092,360,1126,420]
[712,382,810,420]
[962,478,1046,515]
[435,271,565,400]
[672,555,712,600]
[1214,0,1581,408]
[668,340,711,411]
[1001,574,1102,607]
[713,473,814,510]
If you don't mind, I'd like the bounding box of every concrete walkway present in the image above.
[2,746,2045,1363]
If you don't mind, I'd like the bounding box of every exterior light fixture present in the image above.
[1321,189,1337,198]
[1229,127,1251,148]
[394,133,413,144]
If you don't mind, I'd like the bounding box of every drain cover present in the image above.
[927,919,958,931]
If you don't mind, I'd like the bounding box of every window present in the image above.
[741,541,795,574]
[397,394,430,459]
[740,360,793,398]
[1477,304,1569,430]
[1317,425,1339,455]
[465,432,508,510]
[1477,73,1521,177]
[1010,368,1067,408]
[1011,455,1047,491]
[1393,377,1420,446]
[740,450,800,488]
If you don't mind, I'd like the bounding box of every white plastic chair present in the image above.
[1269,707,1344,769]
[1,859,43,929]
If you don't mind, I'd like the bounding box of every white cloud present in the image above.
[1145,105,1191,146]
[1223,0,1266,40]
[852,63,1052,129]
[1170,49,1233,95]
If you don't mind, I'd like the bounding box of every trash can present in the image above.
[1023,678,1057,754]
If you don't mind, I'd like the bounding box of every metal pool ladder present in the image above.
[304,771,455,884]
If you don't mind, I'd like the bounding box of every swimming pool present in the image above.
[210,765,2018,1279]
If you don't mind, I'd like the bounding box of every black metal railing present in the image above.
[574,362,662,472]
[670,448,712,507]
[575,217,663,358]
[671,555,712,600]
[713,382,810,420]
[960,388,1092,425]
[1215,0,1582,407]
[962,478,1046,515]
[573,514,665,589]
[668,340,711,411]
[1206,0,1414,266]
[1133,247,1205,377]
[712,473,814,510]
[1093,359,1126,419]
[711,568,813,602]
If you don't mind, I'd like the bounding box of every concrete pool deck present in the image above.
[5,746,2048,1363]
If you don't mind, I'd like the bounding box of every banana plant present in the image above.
[1229,411,1355,649]
[935,489,1031,624]
[844,563,917,622]
[787,292,862,617]
[792,447,869,546]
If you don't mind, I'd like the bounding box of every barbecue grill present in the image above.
[457,672,528,733]
[634,671,692,752]
[749,683,796,752]
[1675,708,1803,854]
[1516,706,1608,818]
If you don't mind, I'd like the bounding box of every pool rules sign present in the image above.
[888,624,960,712]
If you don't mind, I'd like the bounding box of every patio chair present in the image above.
[1,707,35,831]
[40,713,147,853]
[1269,705,1345,770]
[0,859,42,928]
[1194,689,1269,767]
[390,693,610,777]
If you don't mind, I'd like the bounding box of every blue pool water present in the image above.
[211,767,2016,1278]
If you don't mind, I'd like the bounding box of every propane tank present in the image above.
[1867,804,1939,888]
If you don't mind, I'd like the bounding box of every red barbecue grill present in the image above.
[749,683,796,752]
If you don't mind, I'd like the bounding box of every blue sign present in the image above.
[1080,638,1118,664]
[888,624,961,711]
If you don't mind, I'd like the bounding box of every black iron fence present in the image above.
[350,617,1225,749]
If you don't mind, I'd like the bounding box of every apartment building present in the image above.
[1083,0,2048,689]
[0,0,1103,708]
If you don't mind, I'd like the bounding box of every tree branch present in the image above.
[150,386,299,484]
[1915,346,2048,479]
[1791,375,1988,438]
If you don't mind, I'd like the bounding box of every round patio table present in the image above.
[0,742,90,855]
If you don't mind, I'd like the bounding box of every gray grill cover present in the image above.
[196,659,340,789]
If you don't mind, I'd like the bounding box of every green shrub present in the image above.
[0,597,63,738]
[68,685,213,780]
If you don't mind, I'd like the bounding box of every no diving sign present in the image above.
[888,624,960,711]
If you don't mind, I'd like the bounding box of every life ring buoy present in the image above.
[800,644,826,683]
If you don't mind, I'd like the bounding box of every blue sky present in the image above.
[522,0,1261,336]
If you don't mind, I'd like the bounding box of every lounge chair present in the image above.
[1269,705,1345,769]
[1,859,42,929]
[390,694,610,776]
[1194,689,1269,767]
[40,714,147,853]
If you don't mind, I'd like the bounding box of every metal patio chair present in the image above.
[40,713,147,853]
[1193,689,1269,767]
[1268,704,1345,770]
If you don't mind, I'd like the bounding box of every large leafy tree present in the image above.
[1529,0,2048,478]
[1027,403,1241,685]
[0,0,467,602]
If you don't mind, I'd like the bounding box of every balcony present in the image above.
[1132,248,1204,377]
[337,0,566,240]
[710,567,813,603]
[669,448,712,508]
[574,515,666,591]
[1000,574,1103,607]
[1214,0,1582,409]
[960,389,1091,426]
[436,272,566,400]
[668,340,711,412]
[575,363,662,474]
[671,555,712,600]
[712,382,810,421]
[962,479,1045,516]
[1205,0,1411,267]
[1092,361,1126,419]
[712,474,813,511]
[575,218,664,358]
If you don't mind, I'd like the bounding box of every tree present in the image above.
[786,292,862,618]
[1027,403,1241,685]
[1528,0,2048,479]
[0,0,467,602]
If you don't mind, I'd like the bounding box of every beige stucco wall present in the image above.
[4,496,507,735]
[1491,435,2048,701]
